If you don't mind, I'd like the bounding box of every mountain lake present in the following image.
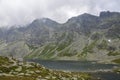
[27,59,120,80]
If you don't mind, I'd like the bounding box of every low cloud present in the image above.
[0,0,120,27]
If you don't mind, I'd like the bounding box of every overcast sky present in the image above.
[0,0,120,27]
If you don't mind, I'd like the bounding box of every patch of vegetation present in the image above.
[107,51,120,56]
[58,48,77,57]
[97,40,108,50]
[0,67,11,73]
[41,44,56,54]
[113,68,120,73]
[0,56,13,66]
[26,43,38,50]
[56,32,73,51]
[39,43,56,58]
[80,40,97,57]
[25,43,58,59]
[56,41,71,51]
[112,58,120,64]
[0,76,36,80]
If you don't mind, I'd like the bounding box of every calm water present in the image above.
[28,59,120,72]
[28,59,120,80]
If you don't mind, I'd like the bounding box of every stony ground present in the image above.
[0,56,100,80]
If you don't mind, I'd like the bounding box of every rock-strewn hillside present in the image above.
[0,56,98,80]
[0,11,120,63]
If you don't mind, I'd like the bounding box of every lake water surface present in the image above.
[28,59,120,80]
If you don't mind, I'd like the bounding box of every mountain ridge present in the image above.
[0,11,120,63]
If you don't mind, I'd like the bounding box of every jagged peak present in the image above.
[99,11,120,18]
[67,13,98,23]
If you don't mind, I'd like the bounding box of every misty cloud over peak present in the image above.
[0,0,120,27]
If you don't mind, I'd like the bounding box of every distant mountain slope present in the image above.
[0,11,120,63]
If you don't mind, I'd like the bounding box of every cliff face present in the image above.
[0,11,120,62]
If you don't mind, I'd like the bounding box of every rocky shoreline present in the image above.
[0,56,99,80]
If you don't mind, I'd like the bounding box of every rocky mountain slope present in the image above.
[0,11,120,63]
